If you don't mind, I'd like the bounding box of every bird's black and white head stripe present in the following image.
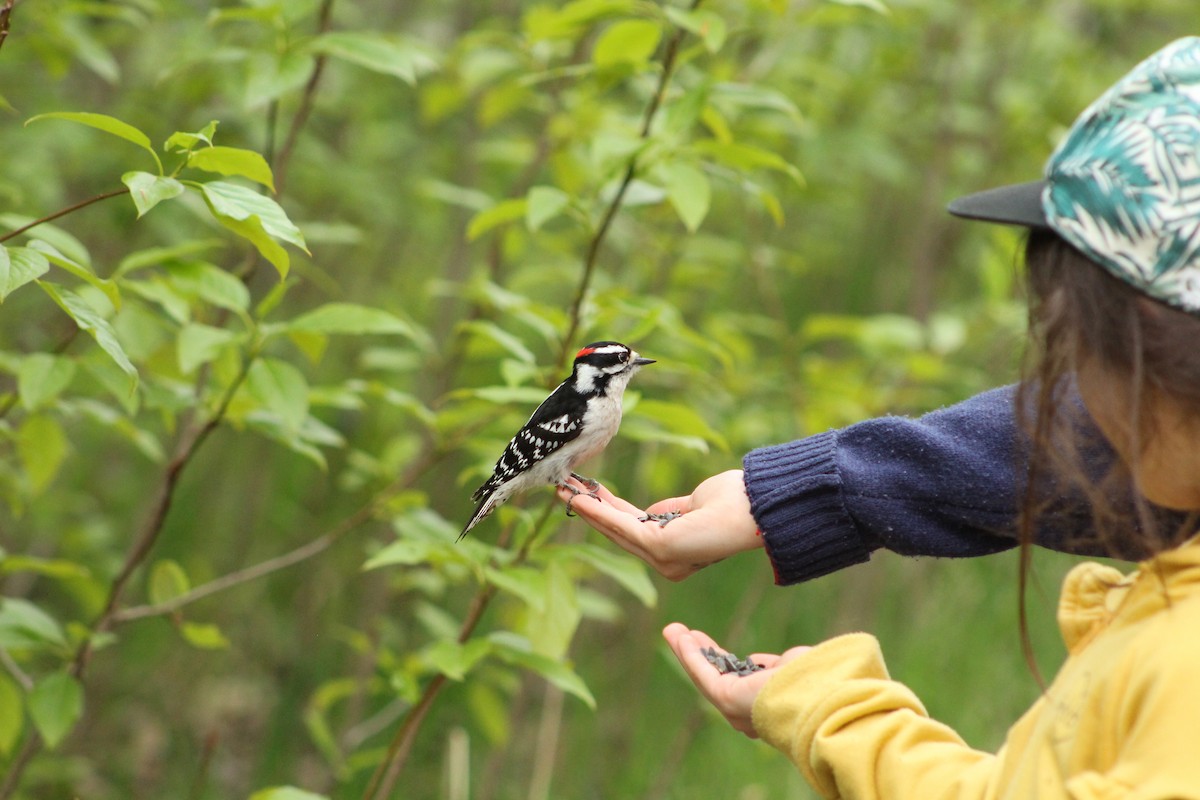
[570,342,647,395]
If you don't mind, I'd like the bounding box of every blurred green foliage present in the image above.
[0,0,1187,797]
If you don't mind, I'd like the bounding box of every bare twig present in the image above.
[110,437,448,623]
[0,0,14,54]
[557,0,703,367]
[0,737,38,799]
[71,354,253,677]
[0,188,130,244]
[362,583,500,800]
[0,648,32,691]
[273,0,336,196]
[0,355,252,800]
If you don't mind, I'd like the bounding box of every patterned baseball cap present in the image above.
[948,37,1200,315]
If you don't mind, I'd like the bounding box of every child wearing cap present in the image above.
[566,37,1200,797]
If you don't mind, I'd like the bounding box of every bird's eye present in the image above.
[619,351,629,362]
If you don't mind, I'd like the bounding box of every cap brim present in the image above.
[947,180,1050,229]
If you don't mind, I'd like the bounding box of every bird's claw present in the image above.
[559,478,600,518]
[569,472,600,492]
[638,510,683,527]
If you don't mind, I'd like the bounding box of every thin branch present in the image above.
[363,502,555,800]
[0,357,254,800]
[0,737,39,799]
[71,354,254,676]
[273,0,336,196]
[0,0,14,54]
[110,438,445,624]
[0,648,33,691]
[362,584,498,800]
[0,188,129,244]
[557,0,703,368]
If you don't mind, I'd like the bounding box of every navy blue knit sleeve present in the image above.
[743,385,1088,585]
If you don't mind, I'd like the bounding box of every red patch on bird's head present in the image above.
[574,346,597,359]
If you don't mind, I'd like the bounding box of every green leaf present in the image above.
[664,7,727,52]
[164,261,250,313]
[177,323,239,374]
[0,673,23,757]
[592,19,662,67]
[828,0,890,13]
[164,120,218,153]
[180,622,230,650]
[276,303,416,338]
[17,415,69,495]
[29,672,83,749]
[148,559,191,606]
[466,198,527,241]
[124,278,191,325]
[114,240,224,278]
[711,82,802,120]
[633,398,728,450]
[198,182,306,249]
[0,245,50,301]
[245,357,309,435]
[27,240,120,310]
[307,31,438,84]
[211,213,289,279]
[522,562,580,659]
[423,638,491,681]
[38,281,138,390]
[122,171,185,217]
[26,111,163,173]
[461,320,536,364]
[489,634,595,709]
[188,146,276,192]
[459,385,549,406]
[525,186,571,232]
[523,0,637,42]
[73,399,163,463]
[484,565,548,612]
[561,543,657,607]
[692,140,804,185]
[196,181,308,279]
[659,162,711,232]
[0,598,67,650]
[0,553,90,581]
[362,538,439,570]
[247,787,330,800]
[0,215,91,267]
[245,51,316,109]
[17,354,75,412]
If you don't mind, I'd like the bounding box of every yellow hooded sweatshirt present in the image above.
[752,538,1200,799]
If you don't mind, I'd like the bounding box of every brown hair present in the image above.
[1016,229,1200,680]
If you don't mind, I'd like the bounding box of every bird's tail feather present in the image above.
[459,490,501,540]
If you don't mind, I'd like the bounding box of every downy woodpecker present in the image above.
[460,341,654,538]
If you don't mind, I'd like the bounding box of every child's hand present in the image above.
[661,623,811,738]
[555,470,762,581]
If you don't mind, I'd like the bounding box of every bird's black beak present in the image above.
[633,357,655,367]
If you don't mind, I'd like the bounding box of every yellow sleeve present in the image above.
[751,632,997,800]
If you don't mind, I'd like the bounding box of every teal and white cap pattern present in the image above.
[1045,37,1200,314]
[950,37,1200,316]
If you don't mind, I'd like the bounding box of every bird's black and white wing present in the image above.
[460,385,587,537]
[469,385,585,502]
